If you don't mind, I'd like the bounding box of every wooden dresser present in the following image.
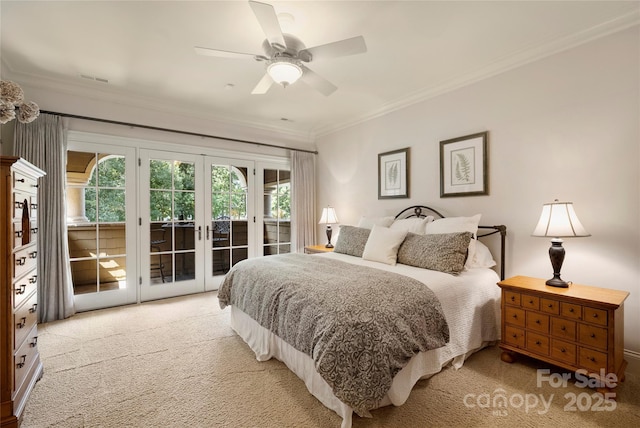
[498,276,629,391]
[1,156,45,427]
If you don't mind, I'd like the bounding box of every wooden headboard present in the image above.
[394,205,507,280]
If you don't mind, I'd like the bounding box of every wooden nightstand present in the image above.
[497,276,629,393]
[304,245,334,254]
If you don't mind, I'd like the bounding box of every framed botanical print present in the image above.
[440,132,488,197]
[378,147,409,199]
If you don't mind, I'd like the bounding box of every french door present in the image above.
[139,151,256,300]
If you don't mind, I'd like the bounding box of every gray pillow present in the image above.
[333,225,371,257]
[397,232,473,274]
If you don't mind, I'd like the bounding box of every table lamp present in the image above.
[319,206,338,248]
[532,199,590,287]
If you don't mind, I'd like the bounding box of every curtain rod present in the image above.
[40,110,318,155]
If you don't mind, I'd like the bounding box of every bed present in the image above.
[218,205,507,427]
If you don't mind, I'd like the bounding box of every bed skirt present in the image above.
[230,306,492,428]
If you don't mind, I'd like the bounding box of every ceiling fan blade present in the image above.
[299,36,367,62]
[299,65,337,97]
[194,46,260,60]
[251,73,274,95]
[249,1,287,50]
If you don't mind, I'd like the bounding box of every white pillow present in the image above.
[362,225,408,266]
[466,240,497,269]
[390,216,434,234]
[425,214,481,263]
[357,216,394,229]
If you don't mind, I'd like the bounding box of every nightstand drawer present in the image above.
[504,306,525,327]
[526,312,549,333]
[583,307,607,326]
[526,332,549,356]
[579,347,608,373]
[551,339,576,365]
[579,324,608,351]
[521,294,540,310]
[504,325,525,348]
[560,302,582,320]
[551,317,576,341]
[504,290,520,306]
[540,298,560,315]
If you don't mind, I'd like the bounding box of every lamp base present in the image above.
[325,225,333,248]
[545,276,569,288]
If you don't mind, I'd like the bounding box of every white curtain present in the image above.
[290,151,316,252]
[14,113,75,322]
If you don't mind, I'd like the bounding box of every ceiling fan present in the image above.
[194,0,367,96]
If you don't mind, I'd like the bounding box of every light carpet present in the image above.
[21,291,640,427]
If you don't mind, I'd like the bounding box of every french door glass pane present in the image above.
[148,159,196,284]
[263,169,291,255]
[66,152,128,295]
[211,165,248,275]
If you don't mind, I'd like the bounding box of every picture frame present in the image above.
[440,131,488,197]
[378,147,409,199]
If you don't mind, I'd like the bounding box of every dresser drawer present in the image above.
[505,306,525,327]
[551,316,576,341]
[583,307,607,327]
[541,298,560,315]
[521,294,540,310]
[13,170,38,192]
[13,325,39,393]
[13,271,38,309]
[526,332,549,356]
[560,302,582,320]
[504,325,525,348]
[504,290,520,306]
[526,311,549,333]
[13,244,38,281]
[551,339,577,365]
[579,347,608,373]
[14,292,38,349]
[578,324,608,351]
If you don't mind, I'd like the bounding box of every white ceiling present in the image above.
[1,1,638,140]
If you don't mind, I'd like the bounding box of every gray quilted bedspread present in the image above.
[218,253,450,417]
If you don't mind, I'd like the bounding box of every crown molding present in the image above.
[314,9,640,138]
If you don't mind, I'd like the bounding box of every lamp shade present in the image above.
[532,200,590,238]
[319,207,338,225]
[267,58,302,86]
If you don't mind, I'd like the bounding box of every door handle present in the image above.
[206,225,210,240]
[198,226,202,241]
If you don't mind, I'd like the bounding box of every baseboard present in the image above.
[624,349,640,378]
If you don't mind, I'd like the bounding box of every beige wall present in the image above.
[316,28,640,355]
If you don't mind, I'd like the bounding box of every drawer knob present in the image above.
[569,308,574,312]
[512,334,517,338]
[561,348,566,353]
[15,284,26,295]
[29,275,37,284]
[17,317,26,328]
[30,203,37,209]
[30,336,38,347]
[547,303,553,308]
[592,313,598,318]
[15,201,24,209]
[510,296,515,301]
[16,355,26,368]
[590,333,596,338]
[535,341,541,345]
[31,227,38,234]
[529,299,534,304]
[15,230,23,238]
[589,356,596,362]
[16,178,25,183]
[512,314,517,319]
[561,326,566,331]
[16,256,27,266]
[535,319,541,324]
[29,303,38,313]
[29,251,37,259]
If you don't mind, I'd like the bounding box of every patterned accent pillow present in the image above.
[334,225,372,257]
[397,231,473,274]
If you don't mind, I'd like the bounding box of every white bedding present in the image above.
[227,252,501,427]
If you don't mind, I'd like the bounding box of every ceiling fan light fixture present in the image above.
[267,57,302,87]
